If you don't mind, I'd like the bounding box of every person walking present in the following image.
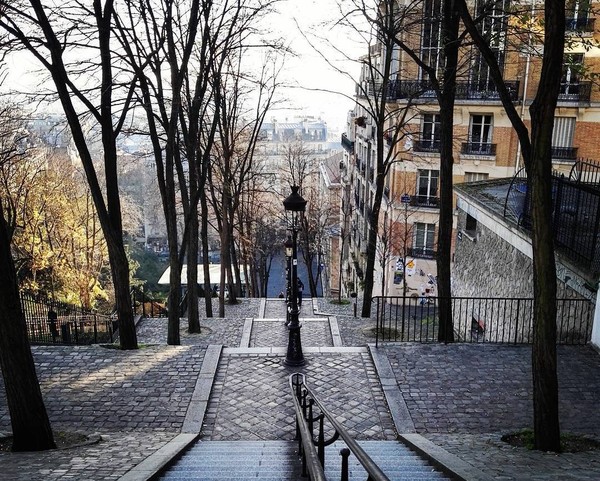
[297,277,304,308]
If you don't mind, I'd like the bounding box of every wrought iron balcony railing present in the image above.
[566,17,595,32]
[388,79,519,102]
[461,142,496,156]
[558,82,591,102]
[413,139,441,153]
[551,146,578,160]
[410,195,439,208]
[341,133,354,153]
[407,246,436,259]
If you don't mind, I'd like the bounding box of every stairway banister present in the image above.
[290,373,391,481]
[289,374,327,481]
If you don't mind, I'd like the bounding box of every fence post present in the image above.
[93,314,98,344]
[514,300,520,344]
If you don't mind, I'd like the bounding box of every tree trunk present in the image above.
[527,0,564,453]
[187,212,201,333]
[108,240,137,348]
[435,0,459,343]
[0,200,55,451]
[361,185,383,317]
[201,196,213,317]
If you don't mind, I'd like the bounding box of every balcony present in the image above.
[566,17,595,33]
[551,146,578,161]
[410,195,439,208]
[461,142,496,156]
[558,82,591,103]
[341,133,354,153]
[413,139,441,153]
[407,246,436,260]
[388,79,519,102]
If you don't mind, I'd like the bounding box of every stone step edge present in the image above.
[116,344,224,481]
[223,346,367,355]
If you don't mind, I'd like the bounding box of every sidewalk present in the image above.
[0,297,598,480]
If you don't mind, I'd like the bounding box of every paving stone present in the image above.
[0,297,598,481]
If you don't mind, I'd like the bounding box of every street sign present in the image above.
[400,194,411,204]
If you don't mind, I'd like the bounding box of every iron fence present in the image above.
[131,286,167,318]
[374,296,594,346]
[504,162,600,277]
[20,292,115,346]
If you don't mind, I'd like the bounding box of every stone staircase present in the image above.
[156,300,454,480]
[158,440,452,480]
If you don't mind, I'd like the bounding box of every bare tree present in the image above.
[0,0,138,348]
[209,48,281,315]
[456,0,566,452]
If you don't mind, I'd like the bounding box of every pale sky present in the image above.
[3,0,365,133]
[270,0,363,132]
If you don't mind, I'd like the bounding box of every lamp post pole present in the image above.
[284,236,293,326]
[283,186,306,367]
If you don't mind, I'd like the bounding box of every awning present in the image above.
[158,264,246,286]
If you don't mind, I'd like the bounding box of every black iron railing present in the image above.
[290,373,390,481]
[514,164,600,276]
[374,296,594,347]
[558,82,591,102]
[388,79,519,101]
[413,139,440,153]
[551,146,578,160]
[566,17,595,32]
[409,195,439,208]
[21,292,115,345]
[131,286,167,318]
[461,142,496,156]
[341,133,354,153]
[406,247,436,259]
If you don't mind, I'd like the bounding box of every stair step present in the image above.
[158,440,451,481]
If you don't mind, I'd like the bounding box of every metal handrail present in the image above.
[290,373,391,481]
[289,374,327,481]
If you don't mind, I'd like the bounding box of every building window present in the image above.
[417,113,441,152]
[417,169,439,206]
[464,172,489,182]
[414,223,436,258]
[471,0,509,91]
[566,0,591,31]
[464,214,477,240]
[421,0,443,79]
[465,114,494,155]
[551,117,577,160]
[560,53,583,97]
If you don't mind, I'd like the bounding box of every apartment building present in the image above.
[340,0,600,298]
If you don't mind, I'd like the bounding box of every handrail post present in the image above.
[308,399,315,438]
[340,448,350,481]
[318,414,325,468]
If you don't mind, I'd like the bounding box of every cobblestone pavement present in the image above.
[1,430,176,481]
[1,297,599,481]
[0,344,206,481]
[197,297,262,319]
[250,319,333,347]
[137,318,245,347]
[383,342,600,480]
[201,350,396,442]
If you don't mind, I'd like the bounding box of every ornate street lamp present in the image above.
[283,185,306,366]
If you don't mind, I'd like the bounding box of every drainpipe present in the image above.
[515,0,536,173]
